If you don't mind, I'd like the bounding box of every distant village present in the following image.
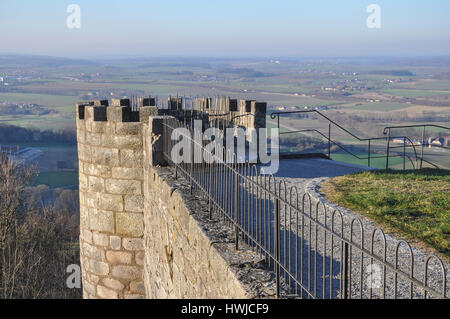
[0,101,54,115]
[392,136,450,148]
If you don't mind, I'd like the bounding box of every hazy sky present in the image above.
[1,0,450,58]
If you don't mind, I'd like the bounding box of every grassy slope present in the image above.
[321,169,450,257]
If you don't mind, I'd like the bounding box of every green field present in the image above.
[345,102,408,112]
[381,89,450,98]
[0,92,78,130]
[0,92,79,107]
[32,171,79,188]
[330,152,405,169]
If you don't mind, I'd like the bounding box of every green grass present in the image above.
[32,171,79,188]
[321,169,450,257]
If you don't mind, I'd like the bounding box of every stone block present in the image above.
[110,236,122,250]
[105,179,142,195]
[90,260,109,276]
[112,265,142,280]
[98,193,123,212]
[112,167,143,180]
[89,209,115,233]
[97,285,118,299]
[93,232,110,246]
[119,149,143,167]
[116,212,144,237]
[106,250,133,265]
[124,195,144,212]
[103,278,125,291]
[122,238,143,251]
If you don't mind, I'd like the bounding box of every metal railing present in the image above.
[270,110,449,170]
[383,124,450,169]
[161,117,448,299]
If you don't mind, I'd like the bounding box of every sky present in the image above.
[1,0,450,58]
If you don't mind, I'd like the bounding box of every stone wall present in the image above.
[77,99,157,299]
[76,98,273,299]
[142,116,276,297]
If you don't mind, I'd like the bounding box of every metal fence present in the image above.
[161,117,448,299]
[270,110,450,170]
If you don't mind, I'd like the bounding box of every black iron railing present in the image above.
[270,110,449,170]
[160,117,448,299]
[383,124,450,169]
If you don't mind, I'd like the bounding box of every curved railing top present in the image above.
[383,124,450,135]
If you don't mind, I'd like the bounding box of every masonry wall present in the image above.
[77,100,157,299]
[76,98,273,299]
[142,120,276,297]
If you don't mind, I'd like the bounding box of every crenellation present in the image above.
[77,96,270,299]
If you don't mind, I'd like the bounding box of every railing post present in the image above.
[385,129,391,170]
[275,197,281,298]
[235,169,239,250]
[421,126,425,169]
[328,122,331,158]
[208,163,212,220]
[368,140,371,167]
[343,242,349,299]
[190,128,194,194]
[403,137,406,170]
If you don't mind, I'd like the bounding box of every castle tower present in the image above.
[76,98,157,299]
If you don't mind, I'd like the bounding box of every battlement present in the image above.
[77,98,158,124]
[76,95,269,299]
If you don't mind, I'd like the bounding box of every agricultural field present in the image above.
[0,54,449,171]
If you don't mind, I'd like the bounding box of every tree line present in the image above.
[0,124,76,145]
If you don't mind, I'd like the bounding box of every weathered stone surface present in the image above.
[110,236,122,250]
[106,250,133,265]
[78,107,271,300]
[89,210,114,233]
[103,278,125,291]
[124,195,144,212]
[98,194,123,212]
[116,212,144,237]
[112,167,143,180]
[97,285,118,299]
[90,260,109,276]
[112,265,142,280]
[120,149,143,168]
[122,238,143,251]
[105,179,142,195]
[130,280,146,294]
[93,232,110,247]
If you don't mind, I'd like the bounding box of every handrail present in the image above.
[383,124,450,135]
[383,124,449,169]
[279,128,417,169]
[269,110,438,170]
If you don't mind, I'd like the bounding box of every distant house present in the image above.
[428,137,445,147]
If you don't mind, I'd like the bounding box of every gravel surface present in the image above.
[271,158,449,299]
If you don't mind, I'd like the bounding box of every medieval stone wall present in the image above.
[76,97,272,299]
